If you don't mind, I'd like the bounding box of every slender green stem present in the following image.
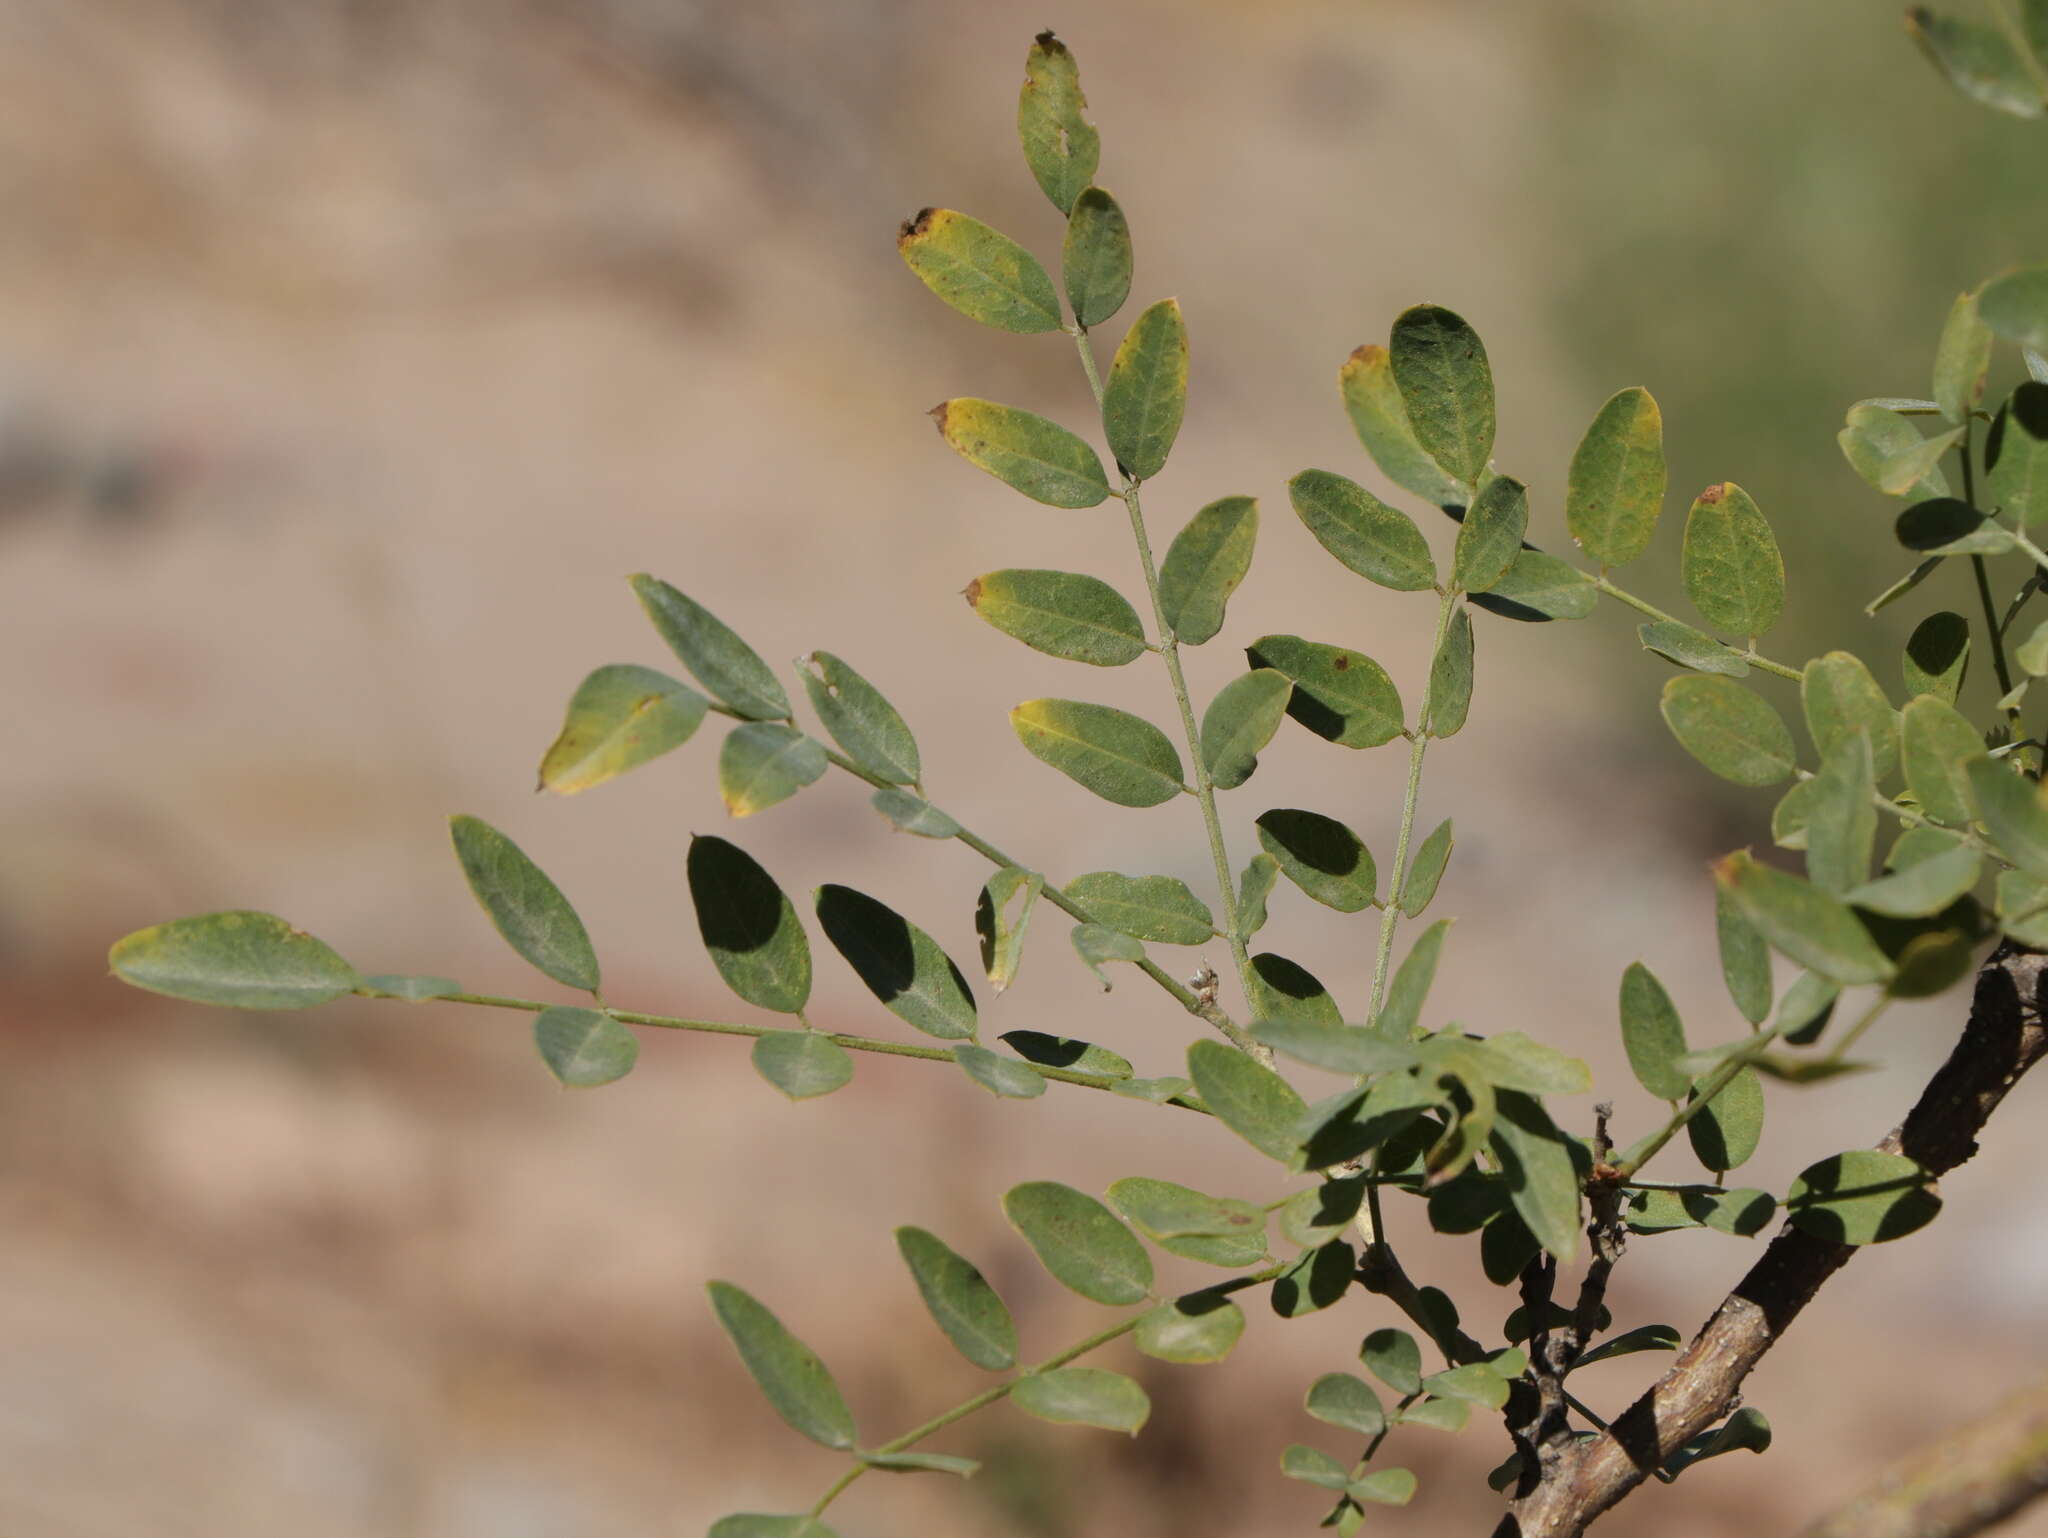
[1070,327,1264,1055]
[1793,763,2010,865]
[1591,575,1802,681]
[1611,1026,1783,1179]
[353,986,1210,1112]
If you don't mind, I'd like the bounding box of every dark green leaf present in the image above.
[858,1452,981,1477]
[720,723,828,819]
[1062,186,1131,328]
[1452,475,1528,595]
[1897,497,2015,556]
[1187,1037,1308,1163]
[1000,1029,1131,1078]
[966,568,1146,667]
[1011,698,1185,807]
[1002,1181,1153,1305]
[109,910,362,1011]
[1248,951,1343,1026]
[1289,469,1435,591]
[1279,1176,1367,1248]
[870,788,961,839]
[1237,852,1280,938]
[1340,342,1468,506]
[1686,1186,1777,1236]
[1361,1328,1423,1395]
[800,652,920,784]
[1839,403,1952,501]
[1471,548,1598,622]
[1866,557,1947,616]
[1256,808,1377,913]
[1716,884,1774,1025]
[1400,820,1455,915]
[1639,620,1748,677]
[688,835,811,1015]
[1246,635,1404,749]
[1389,305,1494,484]
[1490,1090,1582,1262]
[1777,971,1842,1044]
[1201,669,1293,790]
[1306,1373,1384,1436]
[706,1281,857,1449]
[1158,495,1258,645]
[897,208,1061,333]
[1682,482,1784,639]
[449,815,601,992]
[1377,919,1452,1039]
[1103,298,1188,481]
[539,664,708,794]
[1664,1408,1773,1477]
[1987,382,2048,526]
[630,575,790,721]
[895,1226,1019,1370]
[1135,1291,1246,1364]
[1785,1150,1941,1243]
[978,869,1044,995]
[1687,1065,1764,1171]
[1566,386,1667,567]
[1934,289,1995,423]
[1901,695,1984,825]
[1966,756,2048,880]
[953,1042,1047,1099]
[1017,32,1099,213]
[1907,8,2045,116]
[1295,1074,1434,1169]
[932,399,1109,508]
[1625,1188,1702,1233]
[1659,676,1796,787]
[815,884,977,1039]
[1071,922,1145,989]
[1271,1238,1356,1318]
[1429,607,1475,736]
[751,1031,853,1100]
[1902,612,1970,704]
[1575,1323,1682,1368]
[1803,734,1878,896]
[1064,871,1214,944]
[1713,851,1895,986]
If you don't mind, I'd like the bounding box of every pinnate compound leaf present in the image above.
[870,788,961,839]
[966,568,1146,666]
[1786,1150,1941,1244]
[1158,495,1258,644]
[1002,1182,1153,1305]
[931,399,1109,508]
[1012,1368,1149,1434]
[1907,8,2045,116]
[1660,675,1796,787]
[1017,31,1099,214]
[1639,620,1748,677]
[1136,1292,1246,1364]
[706,1281,857,1449]
[977,869,1043,994]
[1246,635,1404,748]
[1803,733,1878,897]
[896,208,1061,333]
[1716,883,1774,1025]
[109,910,362,1010]
[1452,474,1528,595]
[630,575,789,721]
[815,884,977,1039]
[1566,386,1666,566]
[1011,699,1185,807]
[1340,343,1469,508]
[1400,819,1455,916]
[450,815,600,992]
[1389,305,1495,484]
[751,1031,852,1100]
[1064,871,1214,944]
[709,1516,837,1538]
[539,665,707,794]
[1901,695,1984,825]
[1430,607,1476,736]
[1934,289,1995,423]
[1377,919,1452,1039]
[1965,756,2048,880]
[1839,403,1952,501]
[1902,612,1970,704]
[1062,186,1131,328]
[1306,1373,1385,1437]
[1688,1065,1764,1172]
[1289,469,1435,591]
[1000,1030,1132,1079]
[720,723,828,818]
[953,1042,1047,1099]
[1103,298,1188,480]
[1713,851,1895,986]
[799,652,919,784]
[1361,1327,1423,1395]
[895,1226,1018,1370]
[1682,483,1784,639]
[1470,549,1598,622]
[688,835,811,1015]
[1256,808,1377,913]
[1490,1091,1582,1262]
[1187,1037,1308,1163]
[1201,669,1293,790]
[1987,382,2048,526]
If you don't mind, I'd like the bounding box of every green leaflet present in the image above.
[954,1042,1048,1099]
[1900,695,1983,826]
[1785,1150,1942,1244]
[1639,620,1749,677]
[1271,1238,1356,1318]
[1838,403,1953,501]
[1803,651,1899,782]
[1901,612,1970,704]
[720,723,828,819]
[1377,919,1453,1039]
[538,664,708,794]
[1867,557,1946,616]
[1187,1037,1308,1163]
[1000,1029,1133,1079]
[1135,1292,1246,1365]
[1103,298,1188,481]
[857,1452,980,1478]
[1011,1368,1150,1434]
[1340,343,1469,508]
[870,788,961,839]
[1896,497,2014,556]
[898,1226,1019,1367]
[977,868,1044,994]
[1245,634,1405,748]
[1849,843,1981,919]
[1565,386,1667,567]
[751,1031,853,1100]
[1289,469,1436,591]
[1249,951,1343,1026]
[1803,734,1878,897]
[1011,698,1186,807]
[1688,1065,1764,1172]
[1999,869,2048,946]
[1429,607,1475,736]
[1713,851,1895,986]
[1256,808,1378,913]
[1107,1176,1267,1242]
[1200,669,1293,790]
[1306,1373,1386,1437]
[1458,1032,1591,1096]
[1280,1443,1352,1491]
[1618,961,1690,1101]
[1400,819,1455,916]
[1451,475,1528,595]
[1470,548,1598,622]
[1238,852,1281,938]
[1361,1327,1423,1395]
[1017,31,1100,213]
[1906,9,2045,117]
[1254,1016,1415,1076]
[1388,305,1495,485]
[1063,870,1214,944]
[896,208,1061,333]
[1278,1176,1366,1248]
[1966,755,2048,880]
[109,910,362,1011]
[932,399,1110,508]
[1716,883,1774,1026]
[1660,675,1797,787]
[1987,383,2048,526]
[966,568,1147,666]
[1575,1324,1683,1368]
[1933,289,1994,423]
[1982,264,2048,354]
[1002,1181,1153,1305]
[1072,922,1146,988]
[630,574,791,721]
[1158,495,1259,644]
[449,814,601,992]
[1490,1090,1582,1262]
[799,652,920,785]
[706,1281,858,1450]
[815,884,978,1039]
[1682,482,1784,639]
[361,974,462,1002]
[1062,186,1132,328]
[687,835,812,1015]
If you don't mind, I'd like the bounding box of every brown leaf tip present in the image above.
[1034,30,1066,53]
[927,401,951,432]
[1710,850,1747,885]
[1344,343,1387,370]
[898,207,937,245]
[963,577,984,608]
[1698,482,1729,505]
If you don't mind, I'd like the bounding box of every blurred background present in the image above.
[3,0,2045,1534]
